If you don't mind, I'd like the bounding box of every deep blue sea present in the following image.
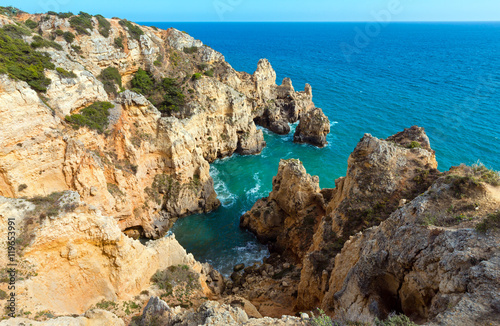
[140,22,500,275]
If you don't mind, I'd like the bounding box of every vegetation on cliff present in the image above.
[130,68,186,113]
[98,66,122,94]
[65,101,113,133]
[119,19,144,40]
[0,27,54,91]
[69,12,94,35]
[96,14,111,37]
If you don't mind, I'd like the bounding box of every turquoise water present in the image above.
[141,22,500,275]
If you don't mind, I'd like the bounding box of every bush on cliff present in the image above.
[129,69,185,113]
[63,31,75,43]
[25,19,38,29]
[119,19,144,40]
[114,36,124,49]
[130,68,153,94]
[2,24,31,39]
[98,66,122,95]
[0,6,22,17]
[0,28,54,92]
[31,35,63,51]
[95,14,111,37]
[183,46,198,54]
[69,12,93,35]
[476,211,500,233]
[56,67,77,78]
[65,101,113,133]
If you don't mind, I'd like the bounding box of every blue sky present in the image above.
[4,0,500,22]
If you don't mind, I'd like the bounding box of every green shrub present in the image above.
[154,55,163,67]
[95,300,117,310]
[25,19,38,29]
[476,211,500,233]
[408,141,421,149]
[0,289,7,300]
[191,73,202,80]
[158,78,185,112]
[47,11,57,16]
[204,69,214,77]
[70,12,93,35]
[65,101,113,133]
[71,44,81,53]
[31,35,63,50]
[0,28,54,92]
[197,63,208,70]
[2,24,31,39]
[471,163,500,186]
[129,68,185,113]
[375,313,417,326]
[0,6,22,17]
[54,29,64,36]
[183,46,198,54]
[63,31,75,43]
[56,67,77,78]
[131,68,154,94]
[95,14,111,37]
[98,67,122,94]
[119,20,143,40]
[114,37,124,49]
[56,12,74,19]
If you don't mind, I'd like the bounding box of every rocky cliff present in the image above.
[0,193,211,315]
[0,9,329,240]
[240,126,500,325]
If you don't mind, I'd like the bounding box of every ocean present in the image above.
[140,22,500,275]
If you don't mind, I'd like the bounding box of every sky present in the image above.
[3,0,500,22]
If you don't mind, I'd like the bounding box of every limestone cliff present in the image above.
[322,170,500,324]
[0,194,209,315]
[0,10,328,239]
[240,126,500,325]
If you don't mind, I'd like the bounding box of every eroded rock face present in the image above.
[0,195,206,315]
[241,126,500,325]
[145,300,307,326]
[0,12,329,238]
[297,127,440,310]
[240,159,326,263]
[0,309,125,326]
[321,174,500,325]
[294,107,330,147]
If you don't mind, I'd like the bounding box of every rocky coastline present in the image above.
[0,7,498,326]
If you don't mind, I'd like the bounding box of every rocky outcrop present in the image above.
[0,194,208,315]
[241,126,500,325]
[240,159,326,262]
[296,126,440,310]
[321,169,500,325]
[0,310,125,326]
[142,300,307,326]
[0,11,328,239]
[294,107,330,147]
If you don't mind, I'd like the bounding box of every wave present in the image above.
[210,165,237,207]
[245,173,262,200]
